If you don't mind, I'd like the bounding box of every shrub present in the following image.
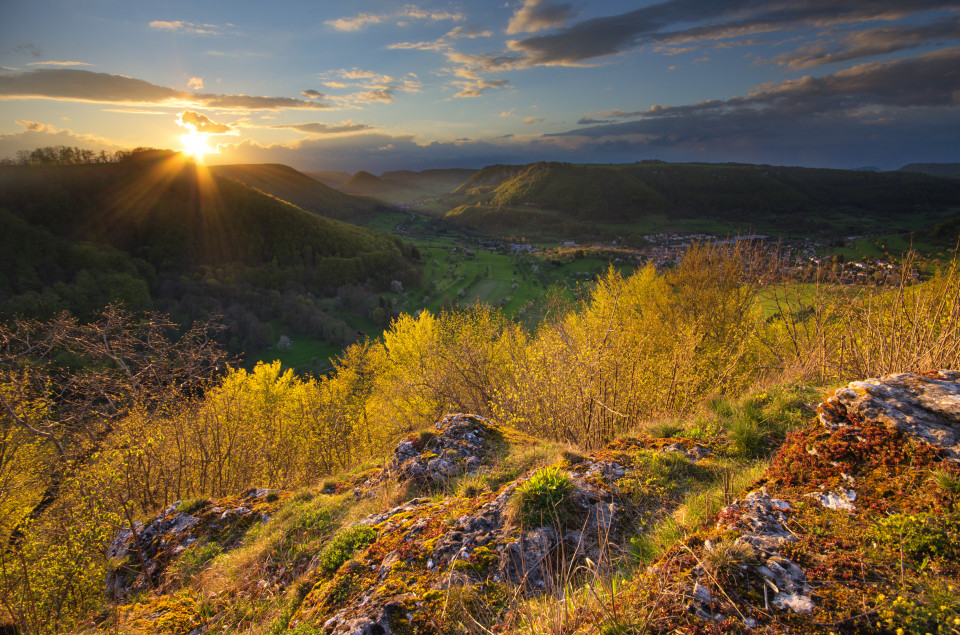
[317,524,378,574]
[510,467,579,529]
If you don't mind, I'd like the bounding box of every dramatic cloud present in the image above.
[769,17,960,69]
[149,20,223,35]
[327,5,464,32]
[214,132,558,173]
[0,69,333,110]
[507,0,577,35]
[269,121,373,134]
[549,48,960,166]
[507,0,960,67]
[187,76,204,90]
[26,60,93,67]
[177,110,234,134]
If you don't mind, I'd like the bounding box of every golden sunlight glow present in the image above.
[180,131,212,162]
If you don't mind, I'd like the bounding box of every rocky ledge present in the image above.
[818,369,960,460]
[102,372,960,634]
[645,371,960,632]
[106,488,284,599]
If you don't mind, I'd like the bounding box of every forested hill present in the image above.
[0,151,420,352]
[444,161,960,232]
[210,163,391,221]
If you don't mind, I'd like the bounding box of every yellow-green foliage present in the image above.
[3,243,959,633]
[873,512,960,561]
[495,242,771,447]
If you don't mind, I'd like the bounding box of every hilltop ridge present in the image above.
[439,160,960,238]
[210,163,392,221]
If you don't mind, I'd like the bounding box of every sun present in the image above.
[180,131,212,162]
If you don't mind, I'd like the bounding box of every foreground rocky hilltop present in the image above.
[103,371,960,634]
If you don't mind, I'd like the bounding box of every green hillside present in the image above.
[0,151,420,355]
[211,163,391,221]
[441,161,960,237]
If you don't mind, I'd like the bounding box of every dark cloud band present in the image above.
[0,69,333,110]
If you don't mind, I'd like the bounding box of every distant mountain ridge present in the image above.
[336,167,477,201]
[305,170,352,188]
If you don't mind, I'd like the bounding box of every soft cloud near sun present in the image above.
[177,110,235,135]
[26,60,93,67]
[188,77,204,90]
[268,121,374,135]
[0,121,121,158]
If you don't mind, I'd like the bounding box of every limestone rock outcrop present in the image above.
[106,488,281,599]
[818,370,960,460]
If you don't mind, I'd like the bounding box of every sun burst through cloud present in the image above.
[176,110,233,162]
[180,130,213,161]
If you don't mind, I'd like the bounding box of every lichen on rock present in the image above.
[818,370,960,460]
[370,413,509,489]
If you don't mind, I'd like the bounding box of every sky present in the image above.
[2,0,960,173]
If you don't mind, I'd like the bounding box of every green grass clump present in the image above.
[510,467,579,529]
[317,524,378,574]
[719,383,818,457]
